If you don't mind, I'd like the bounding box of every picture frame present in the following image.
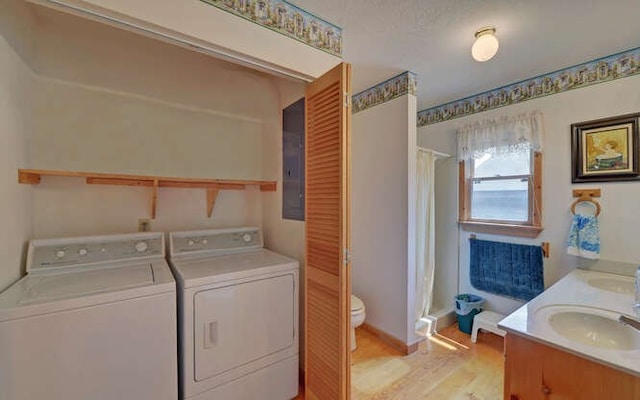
[571,112,640,183]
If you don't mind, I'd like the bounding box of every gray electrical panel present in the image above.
[282,98,305,221]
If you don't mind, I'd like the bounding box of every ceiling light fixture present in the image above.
[471,27,499,62]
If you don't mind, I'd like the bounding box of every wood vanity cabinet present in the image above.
[504,333,640,399]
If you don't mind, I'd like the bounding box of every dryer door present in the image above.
[193,273,295,382]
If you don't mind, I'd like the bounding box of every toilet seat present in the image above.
[351,295,364,313]
[351,295,365,319]
[350,295,365,351]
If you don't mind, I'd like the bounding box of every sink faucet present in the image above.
[618,267,640,332]
[619,314,640,333]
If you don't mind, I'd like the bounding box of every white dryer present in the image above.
[0,232,178,400]
[168,227,299,400]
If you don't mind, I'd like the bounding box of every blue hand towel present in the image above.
[566,214,600,259]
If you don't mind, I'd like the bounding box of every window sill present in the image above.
[458,221,543,238]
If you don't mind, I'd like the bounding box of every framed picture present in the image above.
[571,112,640,183]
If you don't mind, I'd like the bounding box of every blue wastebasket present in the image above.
[454,294,485,334]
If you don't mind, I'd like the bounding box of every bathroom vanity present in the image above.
[504,333,638,399]
[499,269,640,399]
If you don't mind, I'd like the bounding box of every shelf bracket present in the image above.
[260,182,277,191]
[206,186,219,218]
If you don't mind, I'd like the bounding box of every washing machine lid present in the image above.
[351,295,364,312]
[18,263,154,305]
[0,232,175,322]
[170,249,298,288]
[0,260,176,321]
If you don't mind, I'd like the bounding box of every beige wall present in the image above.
[29,7,276,179]
[419,74,640,315]
[27,0,340,80]
[26,6,281,239]
[352,93,418,345]
[30,76,265,179]
[430,156,459,314]
[31,176,263,238]
[0,0,35,290]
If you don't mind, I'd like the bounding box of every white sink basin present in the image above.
[535,305,640,351]
[587,277,634,295]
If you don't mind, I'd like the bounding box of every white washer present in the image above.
[168,227,299,400]
[0,232,178,400]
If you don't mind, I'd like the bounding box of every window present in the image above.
[457,112,544,237]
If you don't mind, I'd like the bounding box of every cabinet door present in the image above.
[505,334,640,400]
[540,340,640,399]
[504,334,544,400]
[304,62,352,400]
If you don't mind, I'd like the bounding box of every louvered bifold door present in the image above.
[304,62,352,400]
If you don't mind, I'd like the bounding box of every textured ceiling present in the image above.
[289,0,640,111]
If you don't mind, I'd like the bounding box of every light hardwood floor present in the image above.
[296,323,504,399]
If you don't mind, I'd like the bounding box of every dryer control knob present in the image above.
[188,240,195,246]
[55,250,66,258]
[242,233,252,243]
[202,239,208,245]
[78,248,88,256]
[134,241,148,253]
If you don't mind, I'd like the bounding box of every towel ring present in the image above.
[570,198,601,216]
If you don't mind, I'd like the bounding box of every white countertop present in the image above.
[498,268,640,376]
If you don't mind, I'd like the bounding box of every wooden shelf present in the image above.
[18,169,276,219]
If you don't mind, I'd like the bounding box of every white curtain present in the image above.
[457,111,544,159]
[415,149,436,322]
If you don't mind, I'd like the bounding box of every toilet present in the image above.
[350,294,366,351]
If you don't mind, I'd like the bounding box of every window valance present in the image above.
[457,111,544,159]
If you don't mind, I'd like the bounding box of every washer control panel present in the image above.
[170,228,262,256]
[27,232,164,273]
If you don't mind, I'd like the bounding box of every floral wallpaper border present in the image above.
[417,47,640,127]
[352,72,417,114]
[200,0,342,57]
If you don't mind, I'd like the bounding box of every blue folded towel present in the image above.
[566,214,600,259]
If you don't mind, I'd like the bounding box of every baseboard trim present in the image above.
[432,308,457,331]
[360,323,419,355]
